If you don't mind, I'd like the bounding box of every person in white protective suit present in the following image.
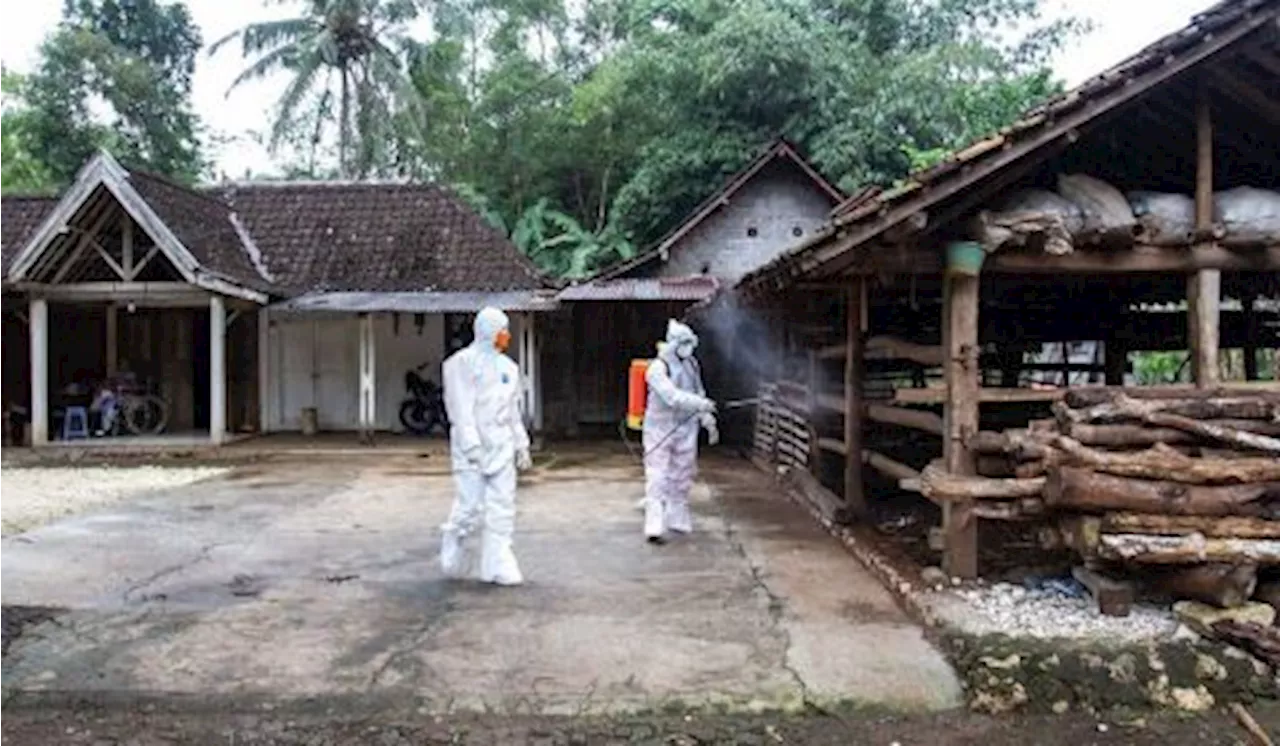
[439,307,533,585]
[642,319,718,544]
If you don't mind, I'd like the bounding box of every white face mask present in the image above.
[676,341,695,359]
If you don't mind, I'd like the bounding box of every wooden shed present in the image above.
[725,0,1280,592]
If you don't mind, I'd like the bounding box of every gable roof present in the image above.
[2,153,553,303]
[594,138,845,281]
[215,181,548,295]
[738,0,1280,296]
[6,152,272,302]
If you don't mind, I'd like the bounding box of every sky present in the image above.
[0,0,1220,179]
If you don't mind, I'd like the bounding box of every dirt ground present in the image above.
[4,700,1277,745]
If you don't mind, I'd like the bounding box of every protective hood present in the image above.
[664,319,698,359]
[472,307,510,355]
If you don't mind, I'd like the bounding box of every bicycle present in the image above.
[99,379,169,436]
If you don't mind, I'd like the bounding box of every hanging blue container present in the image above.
[946,240,986,276]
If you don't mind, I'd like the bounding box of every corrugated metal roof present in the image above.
[270,290,561,313]
[556,276,720,301]
[738,0,1280,295]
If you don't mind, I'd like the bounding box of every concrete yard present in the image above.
[1,449,960,715]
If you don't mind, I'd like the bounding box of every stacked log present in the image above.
[968,387,1280,614]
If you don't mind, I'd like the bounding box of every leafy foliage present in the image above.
[377,0,1085,274]
[210,0,426,178]
[9,0,1088,278]
[16,0,205,187]
[1,70,57,193]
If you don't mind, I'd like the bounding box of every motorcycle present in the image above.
[399,363,449,436]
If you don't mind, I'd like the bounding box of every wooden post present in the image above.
[1243,295,1259,381]
[30,297,49,445]
[807,348,819,476]
[1190,80,1221,388]
[843,280,867,517]
[357,312,377,443]
[209,295,227,445]
[1105,336,1128,386]
[105,303,118,376]
[942,271,980,578]
[258,308,271,432]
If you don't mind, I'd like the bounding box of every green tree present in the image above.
[20,0,206,186]
[1,70,58,193]
[211,0,426,178]
[264,0,1087,277]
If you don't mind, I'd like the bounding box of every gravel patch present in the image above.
[924,582,1179,644]
[1,466,229,536]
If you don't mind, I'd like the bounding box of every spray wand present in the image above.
[618,397,761,462]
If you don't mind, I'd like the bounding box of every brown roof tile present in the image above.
[1,196,58,275]
[216,182,549,294]
[127,170,273,292]
[3,171,549,298]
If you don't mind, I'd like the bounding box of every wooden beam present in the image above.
[24,281,211,306]
[862,449,921,483]
[844,280,867,517]
[749,11,1277,286]
[865,402,944,435]
[1207,68,1280,125]
[121,216,135,279]
[987,244,1280,273]
[48,204,118,284]
[943,271,981,578]
[1241,45,1280,78]
[817,437,847,455]
[894,386,1062,404]
[895,381,1280,405]
[1191,79,1221,389]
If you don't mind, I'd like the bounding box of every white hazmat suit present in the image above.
[439,307,533,585]
[643,319,717,543]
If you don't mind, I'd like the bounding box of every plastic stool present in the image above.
[62,406,90,440]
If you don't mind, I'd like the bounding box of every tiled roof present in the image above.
[128,170,274,292]
[216,181,549,294]
[1,196,58,275]
[739,0,1280,294]
[2,165,551,299]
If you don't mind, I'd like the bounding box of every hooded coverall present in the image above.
[439,307,532,585]
[643,319,717,542]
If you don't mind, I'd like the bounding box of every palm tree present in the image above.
[210,0,424,177]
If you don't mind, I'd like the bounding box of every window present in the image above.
[746,226,758,237]
[792,226,803,237]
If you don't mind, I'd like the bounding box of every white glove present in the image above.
[516,447,533,471]
[696,397,717,414]
[700,412,719,446]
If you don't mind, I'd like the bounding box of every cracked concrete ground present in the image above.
[1,449,960,714]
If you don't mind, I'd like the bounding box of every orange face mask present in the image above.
[494,328,512,353]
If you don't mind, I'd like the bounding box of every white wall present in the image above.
[267,312,445,432]
[374,312,446,429]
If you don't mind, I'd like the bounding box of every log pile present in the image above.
[964,387,1280,615]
